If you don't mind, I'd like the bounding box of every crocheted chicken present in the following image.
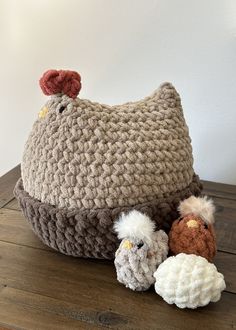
[114,210,168,291]
[169,196,216,262]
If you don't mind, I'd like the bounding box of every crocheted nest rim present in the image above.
[14,175,202,259]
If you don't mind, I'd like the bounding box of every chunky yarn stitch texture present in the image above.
[22,83,198,210]
[14,176,201,259]
[15,79,202,259]
[154,253,226,309]
[115,230,168,291]
[169,214,216,262]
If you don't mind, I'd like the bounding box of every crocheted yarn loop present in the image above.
[39,69,81,99]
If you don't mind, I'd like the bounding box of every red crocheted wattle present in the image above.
[39,69,81,99]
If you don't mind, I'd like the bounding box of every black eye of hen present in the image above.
[204,223,208,229]
[137,242,144,249]
[59,105,66,113]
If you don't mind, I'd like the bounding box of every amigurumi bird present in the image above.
[154,253,226,309]
[169,196,216,262]
[114,210,168,291]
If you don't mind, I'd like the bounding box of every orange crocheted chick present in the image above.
[169,196,216,262]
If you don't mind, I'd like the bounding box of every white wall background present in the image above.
[0,0,236,183]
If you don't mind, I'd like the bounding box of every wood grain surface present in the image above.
[0,165,235,330]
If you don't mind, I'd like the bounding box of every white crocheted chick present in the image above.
[114,210,168,291]
[154,253,226,309]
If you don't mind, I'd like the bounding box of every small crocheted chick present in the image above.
[154,253,226,309]
[114,210,168,291]
[169,196,216,262]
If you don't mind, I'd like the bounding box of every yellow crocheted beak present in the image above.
[122,240,133,250]
[39,106,48,119]
[186,219,199,229]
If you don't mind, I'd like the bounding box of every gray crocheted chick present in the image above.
[114,210,168,291]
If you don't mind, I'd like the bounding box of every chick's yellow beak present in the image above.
[186,219,199,228]
[39,106,48,119]
[122,240,133,250]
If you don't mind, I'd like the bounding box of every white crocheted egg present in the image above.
[154,253,226,309]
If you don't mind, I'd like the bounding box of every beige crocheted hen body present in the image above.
[22,82,194,210]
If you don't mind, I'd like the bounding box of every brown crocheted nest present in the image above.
[14,175,202,259]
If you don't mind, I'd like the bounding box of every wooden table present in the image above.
[0,165,235,330]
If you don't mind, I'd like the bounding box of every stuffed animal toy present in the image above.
[14,68,202,259]
[168,196,216,262]
[114,210,168,291]
[154,253,226,309]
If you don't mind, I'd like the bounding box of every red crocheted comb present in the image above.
[39,69,81,99]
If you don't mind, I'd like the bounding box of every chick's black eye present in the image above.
[137,242,144,249]
[59,105,66,113]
